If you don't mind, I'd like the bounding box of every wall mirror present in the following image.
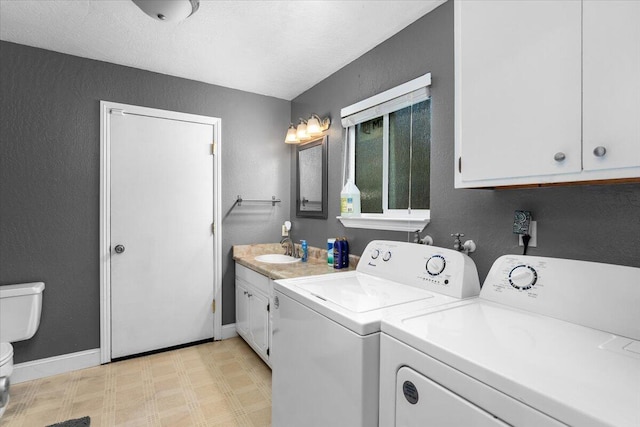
[296,135,328,219]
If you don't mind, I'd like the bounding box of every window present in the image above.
[340,74,431,231]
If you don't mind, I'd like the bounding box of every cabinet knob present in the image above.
[593,146,607,157]
[553,152,566,162]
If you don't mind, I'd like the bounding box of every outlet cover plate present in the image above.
[518,220,537,247]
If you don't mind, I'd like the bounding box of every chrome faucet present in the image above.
[452,233,465,252]
[280,237,299,258]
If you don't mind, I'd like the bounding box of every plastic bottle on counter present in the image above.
[341,237,349,269]
[301,240,308,262]
[327,238,335,266]
[333,238,343,269]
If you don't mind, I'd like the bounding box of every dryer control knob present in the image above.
[426,255,446,276]
[509,265,537,290]
[382,251,392,262]
[371,249,380,259]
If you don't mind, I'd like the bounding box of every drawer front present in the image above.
[236,264,269,290]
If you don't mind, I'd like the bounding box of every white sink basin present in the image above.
[255,254,301,264]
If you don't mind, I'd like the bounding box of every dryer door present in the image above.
[396,367,508,426]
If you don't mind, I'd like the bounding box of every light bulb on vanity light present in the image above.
[306,114,331,137]
[285,124,298,144]
[306,115,321,136]
[296,119,309,141]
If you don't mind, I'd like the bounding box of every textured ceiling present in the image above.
[0,0,445,100]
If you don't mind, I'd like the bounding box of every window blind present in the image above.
[340,73,431,127]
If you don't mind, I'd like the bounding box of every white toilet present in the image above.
[0,282,45,418]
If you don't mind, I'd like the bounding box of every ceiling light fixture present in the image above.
[132,0,200,22]
[285,114,331,144]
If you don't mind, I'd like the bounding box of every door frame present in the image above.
[99,101,222,364]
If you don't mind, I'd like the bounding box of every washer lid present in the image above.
[275,271,462,336]
[294,274,433,313]
[0,342,13,365]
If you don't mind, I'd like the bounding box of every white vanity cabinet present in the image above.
[235,264,271,365]
[455,0,640,188]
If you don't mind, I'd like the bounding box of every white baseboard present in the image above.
[220,323,238,340]
[12,348,101,384]
[13,328,238,384]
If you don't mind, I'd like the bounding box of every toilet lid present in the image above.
[0,342,13,365]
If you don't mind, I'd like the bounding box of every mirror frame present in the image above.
[296,135,328,219]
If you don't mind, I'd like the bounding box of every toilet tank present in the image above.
[0,282,45,343]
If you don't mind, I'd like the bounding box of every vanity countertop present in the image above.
[233,243,359,280]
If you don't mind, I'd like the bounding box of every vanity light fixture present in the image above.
[285,114,331,144]
[132,0,200,22]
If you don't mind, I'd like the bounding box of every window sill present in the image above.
[337,214,430,232]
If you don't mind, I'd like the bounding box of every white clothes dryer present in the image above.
[380,255,640,427]
[271,240,481,427]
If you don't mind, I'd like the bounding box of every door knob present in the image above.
[114,244,125,254]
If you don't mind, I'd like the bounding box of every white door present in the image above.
[395,367,509,426]
[110,111,214,358]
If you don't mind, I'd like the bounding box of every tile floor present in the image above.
[2,337,272,427]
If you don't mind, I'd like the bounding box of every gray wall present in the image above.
[0,41,291,363]
[290,1,640,281]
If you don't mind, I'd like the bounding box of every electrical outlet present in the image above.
[518,220,537,247]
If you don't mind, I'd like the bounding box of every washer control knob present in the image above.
[509,265,538,290]
[371,249,380,259]
[382,251,392,262]
[426,255,446,276]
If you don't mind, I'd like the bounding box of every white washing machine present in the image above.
[380,255,640,427]
[271,240,481,427]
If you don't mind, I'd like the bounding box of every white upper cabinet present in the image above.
[583,0,640,173]
[455,0,640,188]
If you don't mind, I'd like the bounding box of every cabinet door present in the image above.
[583,1,640,172]
[249,290,270,359]
[269,279,275,362]
[455,0,582,186]
[235,280,250,338]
